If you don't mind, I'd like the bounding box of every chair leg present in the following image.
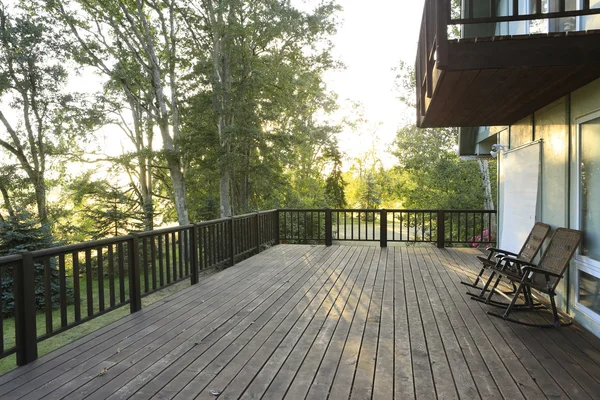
[549,293,573,327]
[477,271,496,298]
[488,287,574,328]
[460,266,485,289]
[502,280,525,319]
[485,274,502,304]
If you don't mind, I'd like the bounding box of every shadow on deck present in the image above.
[0,244,599,399]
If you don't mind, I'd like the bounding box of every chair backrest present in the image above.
[518,222,551,262]
[534,228,582,291]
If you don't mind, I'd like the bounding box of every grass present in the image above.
[0,267,217,376]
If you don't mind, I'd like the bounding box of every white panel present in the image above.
[499,142,542,253]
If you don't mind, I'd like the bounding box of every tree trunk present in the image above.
[135,0,189,225]
[478,158,494,210]
[0,183,15,218]
[33,174,48,226]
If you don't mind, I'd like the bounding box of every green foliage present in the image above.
[0,212,54,255]
[391,124,490,210]
[0,211,71,316]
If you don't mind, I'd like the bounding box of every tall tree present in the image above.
[183,0,341,215]
[0,2,93,228]
[51,0,190,225]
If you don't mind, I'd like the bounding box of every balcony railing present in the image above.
[0,208,495,367]
[416,0,600,126]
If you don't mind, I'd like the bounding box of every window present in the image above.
[576,114,600,322]
[582,0,600,30]
[580,117,600,261]
[579,270,600,315]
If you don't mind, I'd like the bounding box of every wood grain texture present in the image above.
[1,244,600,399]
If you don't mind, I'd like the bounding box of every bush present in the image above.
[0,212,70,316]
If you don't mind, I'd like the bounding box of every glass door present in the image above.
[575,114,600,323]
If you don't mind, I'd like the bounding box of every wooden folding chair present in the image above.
[475,228,581,328]
[461,222,551,295]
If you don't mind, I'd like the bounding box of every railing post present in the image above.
[128,233,142,313]
[274,210,280,245]
[229,217,235,267]
[436,0,449,68]
[14,252,38,366]
[325,209,333,247]
[380,209,388,248]
[437,210,446,249]
[255,212,261,254]
[190,224,199,285]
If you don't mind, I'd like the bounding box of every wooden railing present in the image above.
[280,209,497,249]
[0,210,278,366]
[416,0,600,120]
[0,207,494,367]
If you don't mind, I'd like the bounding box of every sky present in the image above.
[311,0,426,166]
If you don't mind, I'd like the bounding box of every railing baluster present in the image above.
[44,258,52,334]
[325,209,332,246]
[128,234,142,313]
[230,217,235,266]
[171,232,177,281]
[142,237,149,293]
[191,225,199,285]
[58,254,67,327]
[118,243,126,303]
[97,248,104,312]
[108,244,115,308]
[178,231,184,278]
[151,237,157,290]
[165,234,171,284]
[255,213,261,254]
[85,249,93,317]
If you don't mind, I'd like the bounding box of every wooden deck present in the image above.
[1,244,600,399]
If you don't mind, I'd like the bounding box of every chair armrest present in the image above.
[521,266,562,278]
[487,248,519,257]
[498,256,534,267]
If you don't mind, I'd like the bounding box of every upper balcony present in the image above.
[416,0,600,128]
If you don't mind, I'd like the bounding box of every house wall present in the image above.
[568,78,600,336]
[500,78,600,336]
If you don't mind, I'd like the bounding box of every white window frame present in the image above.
[574,110,600,323]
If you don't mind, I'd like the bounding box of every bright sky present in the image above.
[315,0,426,167]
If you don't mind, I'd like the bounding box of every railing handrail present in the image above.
[451,8,600,25]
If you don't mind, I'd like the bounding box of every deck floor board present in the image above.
[1,244,600,399]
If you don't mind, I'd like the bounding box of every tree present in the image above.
[324,143,346,208]
[0,3,95,228]
[51,0,190,225]
[182,0,342,214]
[393,62,497,210]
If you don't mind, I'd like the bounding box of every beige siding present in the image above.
[534,98,570,308]
[509,115,533,148]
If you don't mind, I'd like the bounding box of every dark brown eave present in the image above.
[417,30,600,128]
